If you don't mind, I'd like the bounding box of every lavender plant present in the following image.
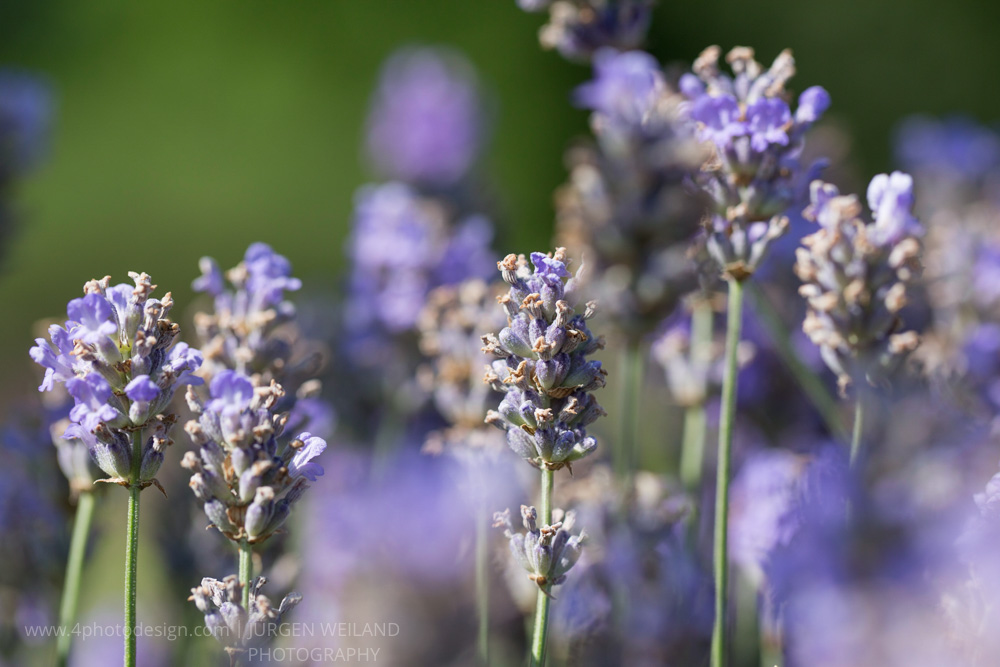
[795,173,923,463]
[184,244,329,654]
[681,44,831,667]
[30,272,203,666]
[483,249,605,665]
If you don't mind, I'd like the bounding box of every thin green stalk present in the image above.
[124,488,139,667]
[239,539,253,610]
[613,341,643,485]
[747,283,848,443]
[476,498,490,666]
[850,395,865,467]
[529,468,554,667]
[711,278,745,667]
[56,490,96,667]
[124,429,142,667]
[680,298,714,493]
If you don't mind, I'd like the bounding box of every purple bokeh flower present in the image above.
[365,47,484,187]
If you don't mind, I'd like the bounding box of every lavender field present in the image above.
[3,1,1000,666]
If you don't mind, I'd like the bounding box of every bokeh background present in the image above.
[4,1,1000,665]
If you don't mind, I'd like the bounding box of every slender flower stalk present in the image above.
[712,279,744,667]
[476,499,490,665]
[850,392,865,467]
[530,469,555,666]
[30,272,202,667]
[614,341,643,483]
[679,297,713,492]
[56,490,95,667]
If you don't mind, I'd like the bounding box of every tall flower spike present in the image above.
[183,370,326,545]
[29,272,201,488]
[795,173,923,394]
[684,46,831,280]
[516,0,655,63]
[365,47,485,188]
[483,250,607,471]
[557,48,706,339]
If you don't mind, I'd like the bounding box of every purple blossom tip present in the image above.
[866,171,922,246]
[530,252,571,281]
[192,257,224,295]
[125,375,161,402]
[289,432,326,481]
[67,374,117,432]
[795,86,831,125]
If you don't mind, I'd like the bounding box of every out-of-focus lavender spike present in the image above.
[365,47,486,188]
[557,49,706,339]
[795,174,923,394]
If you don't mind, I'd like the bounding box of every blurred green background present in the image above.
[2,0,999,394]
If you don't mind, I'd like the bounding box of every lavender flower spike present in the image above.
[684,46,831,280]
[483,249,607,471]
[795,174,923,393]
[30,272,201,488]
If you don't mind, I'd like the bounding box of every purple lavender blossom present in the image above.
[866,171,922,247]
[797,175,923,391]
[289,433,326,481]
[30,273,198,485]
[365,47,484,187]
[483,250,607,469]
[685,46,831,279]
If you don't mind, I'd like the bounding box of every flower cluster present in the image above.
[515,0,655,63]
[794,173,923,393]
[683,45,831,280]
[182,370,326,544]
[417,279,508,454]
[556,49,705,338]
[483,249,607,470]
[365,47,484,188]
[30,273,202,489]
[495,505,586,591]
[190,575,301,659]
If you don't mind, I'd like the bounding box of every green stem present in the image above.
[711,278,745,667]
[529,468,554,667]
[476,498,490,666]
[56,490,96,667]
[747,283,848,443]
[124,488,139,667]
[850,395,865,468]
[124,429,142,667]
[680,298,714,493]
[613,341,644,485]
[239,540,253,610]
